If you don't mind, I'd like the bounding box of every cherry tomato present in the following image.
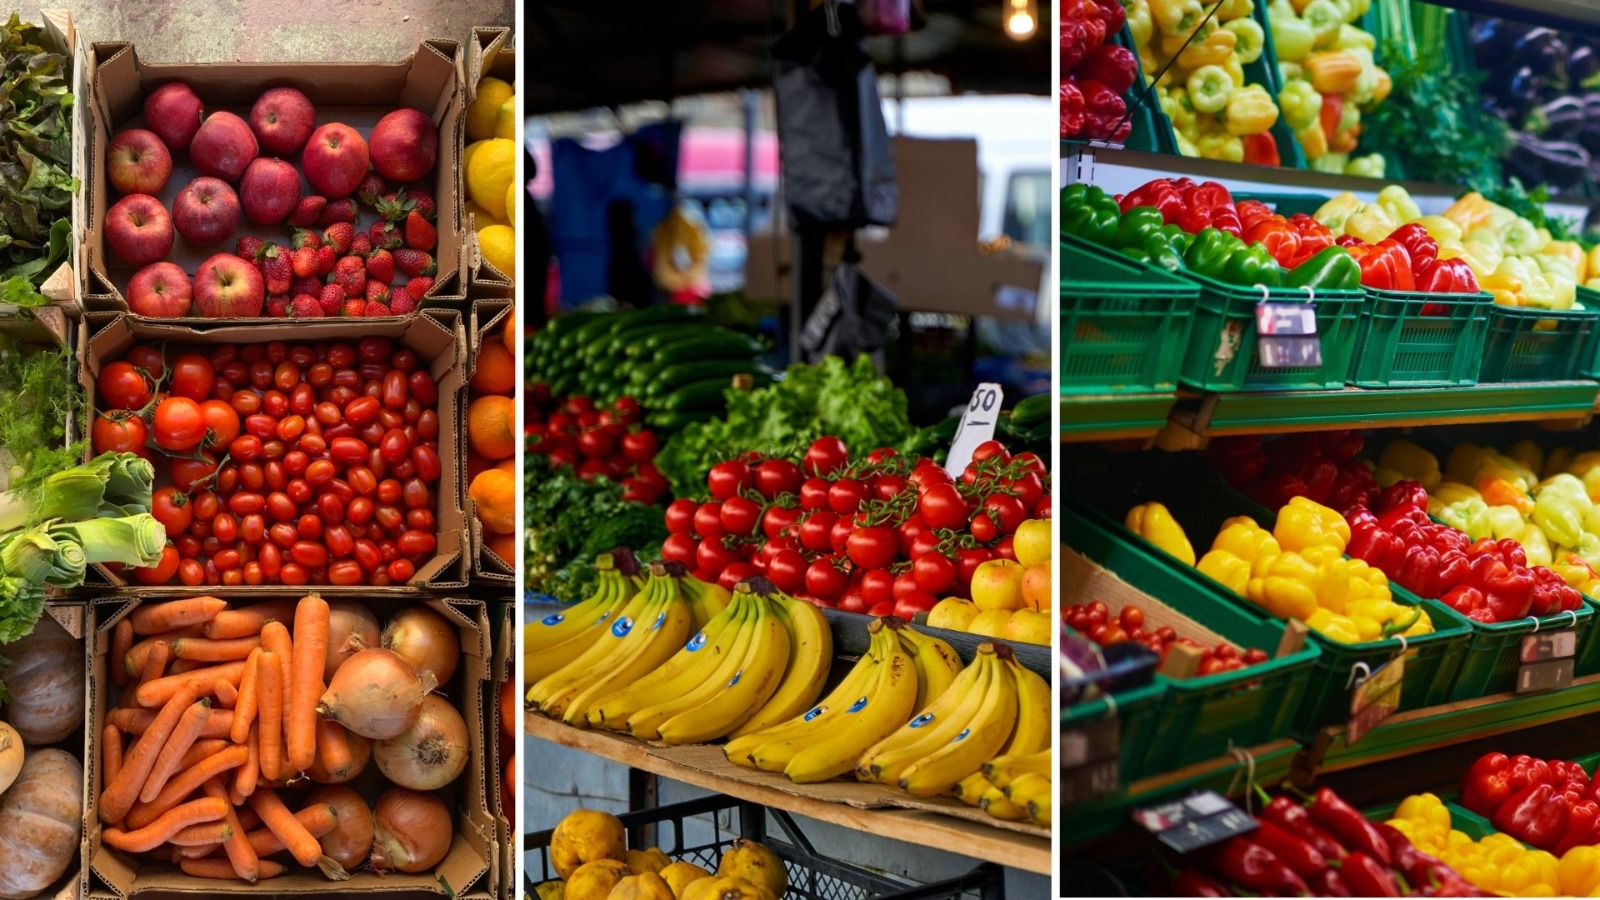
[177,558,205,586]
[765,549,808,594]
[382,371,407,409]
[411,445,441,482]
[212,513,238,544]
[330,437,367,465]
[846,525,898,570]
[1120,606,1146,632]
[799,478,831,511]
[799,511,837,553]
[661,533,699,567]
[707,461,752,501]
[872,474,908,502]
[827,479,867,515]
[692,502,725,538]
[621,430,658,463]
[892,590,939,620]
[664,498,698,534]
[983,494,1028,536]
[170,454,218,493]
[761,505,802,541]
[345,396,379,425]
[92,413,147,455]
[829,516,855,554]
[717,562,760,592]
[695,537,742,575]
[861,569,896,606]
[805,557,849,600]
[229,434,264,462]
[802,436,848,476]
[911,553,957,594]
[754,459,803,499]
[969,512,998,543]
[971,440,1009,464]
[153,396,207,450]
[918,483,968,530]
[98,361,152,411]
[719,496,761,537]
[169,353,216,401]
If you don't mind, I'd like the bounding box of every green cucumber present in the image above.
[652,333,763,366]
[647,409,719,430]
[1010,392,1051,429]
[662,378,734,412]
[649,359,767,397]
[630,323,715,357]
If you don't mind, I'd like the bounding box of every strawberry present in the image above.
[315,245,337,276]
[356,173,388,208]
[341,298,368,318]
[403,210,437,251]
[318,283,344,316]
[369,220,402,250]
[260,244,292,295]
[388,290,417,315]
[333,256,367,298]
[266,294,291,317]
[375,190,414,222]
[405,276,435,300]
[323,222,355,254]
[289,195,328,227]
[363,301,392,318]
[291,294,324,317]
[366,249,395,284]
[236,235,265,260]
[394,249,435,277]
[291,228,322,250]
[291,275,322,298]
[291,246,319,278]
[365,281,391,305]
[402,187,436,221]
[318,198,357,225]
[350,233,373,257]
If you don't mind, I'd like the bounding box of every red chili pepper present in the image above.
[1258,794,1348,861]
[1248,820,1326,881]
[1308,787,1392,866]
[1305,869,1352,897]
[1203,836,1310,895]
[1171,868,1234,897]
[1338,851,1400,897]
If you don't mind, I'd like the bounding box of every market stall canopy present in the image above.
[525,0,1052,114]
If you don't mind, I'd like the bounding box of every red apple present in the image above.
[249,87,316,156]
[143,82,203,152]
[369,108,437,182]
[126,261,192,317]
[194,253,264,317]
[105,194,174,267]
[106,129,172,196]
[190,111,258,182]
[302,123,369,198]
[173,177,240,246]
[239,158,300,225]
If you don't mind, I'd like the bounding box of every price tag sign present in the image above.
[1521,630,1578,662]
[1256,301,1322,368]
[1134,791,1258,853]
[1519,658,1576,693]
[1347,655,1405,746]
[944,383,1004,477]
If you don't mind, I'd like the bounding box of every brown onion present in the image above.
[317,648,436,739]
[382,607,459,687]
[370,786,452,873]
[374,695,469,790]
[308,785,374,880]
[325,601,381,681]
[308,720,371,784]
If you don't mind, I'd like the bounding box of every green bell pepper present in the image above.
[1143,241,1186,272]
[1115,206,1166,250]
[1156,223,1194,254]
[1221,244,1283,287]
[1184,228,1247,280]
[1269,0,1315,61]
[1285,246,1361,290]
[1062,185,1120,247]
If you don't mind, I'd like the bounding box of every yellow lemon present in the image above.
[479,224,515,279]
[1013,519,1051,567]
[969,559,1025,612]
[495,97,517,140]
[464,200,494,229]
[506,182,518,228]
[468,76,514,141]
[463,139,484,175]
[467,138,516,220]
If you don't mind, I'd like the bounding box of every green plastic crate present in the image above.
[1450,604,1596,700]
[1178,278,1364,391]
[1064,503,1320,779]
[1346,289,1493,388]
[1060,681,1166,792]
[1572,286,1600,380]
[1575,596,1600,677]
[1061,236,1201,394]
[1232,192,1333,218]
[1479,304,1600,383]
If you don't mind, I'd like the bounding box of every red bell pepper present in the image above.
[1076,43,1137,95]
[1242,132,1280,168]
[1418,256,1480,295]
[1090,0,1126,35]
[1328,463,1380,513]
[1203,436,1267,486]
[1359,240,1416,291]
[1237,200,1276,231]
[1377,481,1429,514]
[1388,223,1439,269]
[1178,182,1244,236]
[1493,783,1569,850]
[1285,214,1334,268]
[1321,93,1344,144]
[1078,79,1130,142]
[1243,216,1300,268]
[1531,565,1582,616]
[1555,799,1600,856]
[1061,80,1086,138]
[1461,752,1515,813]
[1464,552,1535,620]
[1318,430,1364,462]
[1308,787,1392,866]
[1120,178,1191,222]
[1442,584,1496,622]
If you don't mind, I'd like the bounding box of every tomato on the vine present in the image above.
[153,397,207,450]
[860,569,896,606]
[754,459,803,499]
[970,511,998,543]
[919,483,968,530]
[92,413,148,455]
[717,562,759,592]
[198,399,241,450]
[132,545,180,585]
[799,478,831,511]
[827,479,867,515]
[983,494,1028,535]
[719,496,761,537]
[707,461,752,501]
[151,487,192,536]
[765,549,807,594]
[971,440,1009,464]
[620,430,657,463]
[805,557,849,600]
[761,505,801,541]
[693,502,725,538]
[892,590,939,620]
[169,353,216,402]
[664,498,698,534]
[845,525,898,570]
[98,362,152,411]
[798,511,836,553]
[911,553,957,594]
[170,454,219,493]
[803,436,848,476]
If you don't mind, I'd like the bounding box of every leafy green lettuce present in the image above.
[524,450,666,598]
[0,15,76,286]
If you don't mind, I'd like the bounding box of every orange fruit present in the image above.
[501,314,514,352]
[469,468,516,533]
[496,457,516,475]
[487,530,516,565]
[471,340,516,395]
[468,395,515,459]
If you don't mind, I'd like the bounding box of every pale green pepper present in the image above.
[1303,0,1344,48]
[1217,0,1254,20]
[1187,65,1234,114]
[1198,131,1245,162]
[1439,498,1492,541]
[1279,62,1304,83]
[1270,0,1316,61]
[1336,24,1376,51]
[1335,0,1371,23]
[1486,505,1528,541]
[1499,217,1549,255]
[1152,0,1205,37]
[1562,532,1600,571]
[1310,152,1351,174]
[1278,79,1323,130]
[1344,154,1385,178]
[1224,18,1265,64]
[1127,0,1153,49]
[1376,185,1421,224]
[1521,523,1555,568]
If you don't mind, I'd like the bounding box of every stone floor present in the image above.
[19,0,511,63]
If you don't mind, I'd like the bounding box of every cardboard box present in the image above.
[467,298,514,584]
[487,601,514,900]
[464,26,514,296]
[79,309,469,592]
[82,38,469,319]
[85,595,497,899]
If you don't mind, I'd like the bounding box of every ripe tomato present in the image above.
[802,436,848,476]
[798,511,837,553]
[765,549,808,594]
[983,494,1028,535]
[132,545,180,585]
[892,570,920,601]
[909,462,952,490]
[799,477,831,511]
[664,498,698,534]
[754,459,803,499]
[92,412,147,455]
[761,505,801,541]
[98,362,152,411]
[718,496,761,537]
[971,440,1009,464]
[872,474,908,502]
[717,562,759,592]
[829,516,854,554]
[919,483,968,530]
[661,533,699,567]
[198,399,241,450]
[151,487,192,535]
[124,345,164,378]
[170,454,218,492]
[911,553,957,594]
[861,569,896,606]
[153,397,207,450]
[865,447,898,466]
[892,590,939,620]
[970,511,998,543]
[618,430,656,464]
[804,557,849,600]
[845,525,898,570]
[695,537,742,576]
[577,429,613,459]
[169,353,216,402]
[707,461,752,501]
[827,479,867,515]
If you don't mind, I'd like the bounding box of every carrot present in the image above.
[140,699,211,803]
[213,679,238,709]
[235,805,261,832]
[204,776,261,883]
[134,659,248,707]
[231,649,261,743]
[100,683,204,824]
[259,621,293,723]
[126,625,207,676]
[232,725,259,803]
[103,796,229,853]
[130,597,227,635]
[126,745,248,830]
[315,720,359,781]
[170,658,220,675]
[256,651,283,781]
[168,820,233,847]
[247,788,323,867]
[245,802,337,856]
[107,707,233,739]
[138,640,171,690]
[205,600,296,640]
[288,595,329,773]
[180,739,230,770]
[172,635,261,663]
[180,857,285,881]
[102,724,124,791]
[175,842,220,859]
[111,618,134,687]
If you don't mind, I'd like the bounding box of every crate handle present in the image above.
[1393,633,1407,656]
[1530,610,1580,631]
[1226,745,1257,814]
[1101,691,1118,718]
[1344,661,1371,690]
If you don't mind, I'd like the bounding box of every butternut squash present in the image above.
[3,619,83,745]
[0,749,82,899]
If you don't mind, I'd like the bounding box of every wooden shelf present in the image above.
[524,712,1053,876]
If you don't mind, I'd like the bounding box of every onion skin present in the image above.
[308,785,374,877]
[370,786,452,873]
[316,648,436,739]
[325,602,380,682]
[374,695,469,790]
[382,607,459,687]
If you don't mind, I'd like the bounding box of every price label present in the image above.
[1133,791,1258,853]
[1521,630,1577,662]
[1256,301,1322,368]
[944,383,1004,477]
[1347,655,1405,746]
[1518,657,1575,693]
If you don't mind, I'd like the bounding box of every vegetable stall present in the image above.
[1064,1,1600,896]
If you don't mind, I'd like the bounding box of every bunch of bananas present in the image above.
[964,750,1052,827]
[525,552,650,683]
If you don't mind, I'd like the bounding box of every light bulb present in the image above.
[1005,0,1037,40]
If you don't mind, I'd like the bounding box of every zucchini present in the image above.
[1010,392,1051,429]
[630,323,714,357]
[652,333,763,366]
[662,378,734,412]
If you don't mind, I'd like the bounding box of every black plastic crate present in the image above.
[524,795,1005,900]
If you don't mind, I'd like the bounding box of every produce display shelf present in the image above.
[523,712,1052,876]
[1059,740,1298,849]
[1293,673,1600,783]
[1060,392,1177,441]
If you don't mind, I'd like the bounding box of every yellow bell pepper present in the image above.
[1430,481,1483,506]
[1560,846,1600,897]
[1415,214,1462,242]
[1223,55,1246,88]
[1376,185,1421,225]
[1304,50,1363,94]
[1443,192,1508,234]
[1295,120,1330,159]
[1305,608,1362,643]
[1246,551,1326,621]
[1335,23,1376,51]
[1274,496,1351,553]
[1223,85,1279,136]
[1187,65,1234,114]
[1127,0,1154,48]
[1171,28,1238,71]
[1346,203,1399,245]
[1380,440,1442,490]
[1217,0,1254,20]
[1197,549,1251,595]
[1314,191,1365,235]
[1211,518,1279,558]
[1542,240,1588,283]
[1224,18,1264,63]
[1150,0,1205,36]
[1125,502,1196,565]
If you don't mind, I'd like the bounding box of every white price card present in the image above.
[945,383,1004,478]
